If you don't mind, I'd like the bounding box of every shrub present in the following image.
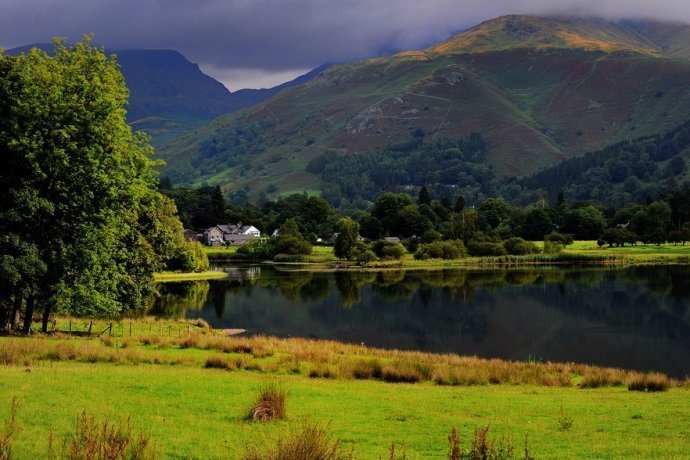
[249,382,287,421]
[502,237,539,255]
[237,240,278,260]
[243,423,353,460]
[544,232,574,246]
[414,240,467,260]
[543,241,564,254]
[168,241,209,272]
[274,236,312,256]
[372,241,405,260]
[350,241,376,265]
[467,240,506,257]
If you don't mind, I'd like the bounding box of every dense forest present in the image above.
[298,120,690,209]
[163,177,690,263]
[306,134,491,208]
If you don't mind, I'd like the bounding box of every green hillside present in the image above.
[156,15,690,200]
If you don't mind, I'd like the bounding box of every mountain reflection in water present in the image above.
[151,265,690,377]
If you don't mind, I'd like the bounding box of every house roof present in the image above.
[206,223,259,236]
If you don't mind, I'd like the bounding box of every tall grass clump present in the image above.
[444,426,530,459]
[627,373,671,392]
[0,341,27,366]
[556,405,573,432]
[468,426,523,459]
[0,398,19,460]
[243,423,353,460]
[578,367,626,388]
[48,411,155,460]
[249,382,287,422]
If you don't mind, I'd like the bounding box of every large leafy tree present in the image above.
[334,218,360,260]
[0,38,203,333]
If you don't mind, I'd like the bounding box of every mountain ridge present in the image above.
[156,15,690,201]
[4,44,328,145]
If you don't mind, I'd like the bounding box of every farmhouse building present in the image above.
[203,223,261,246]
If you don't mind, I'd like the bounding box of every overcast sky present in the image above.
[2,0,689,90]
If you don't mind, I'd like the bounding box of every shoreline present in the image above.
[153,270,229,282]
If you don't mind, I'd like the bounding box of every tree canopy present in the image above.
[0,38,205,333]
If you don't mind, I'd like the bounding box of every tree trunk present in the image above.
[0,303,6,333]
[10,295,22,331]
[22,296,35,334]
[41,303,52,333]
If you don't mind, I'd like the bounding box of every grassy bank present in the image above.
[205,241,690,270]
[204,246,239,261]
[1,322,688,458]
[153,270,229,282]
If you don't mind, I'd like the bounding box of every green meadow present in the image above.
[0,329,688,459]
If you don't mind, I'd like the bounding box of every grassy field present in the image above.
[565,241,690,262]
[0,325,688,458]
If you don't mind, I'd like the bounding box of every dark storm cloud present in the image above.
[2,1,689,88]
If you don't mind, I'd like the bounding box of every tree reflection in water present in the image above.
[151,265,690,377]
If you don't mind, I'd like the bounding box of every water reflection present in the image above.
[151,265,690,377]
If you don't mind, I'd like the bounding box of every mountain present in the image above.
[156,15,690,203]
[227,64,332,112]
[5,44,327,145]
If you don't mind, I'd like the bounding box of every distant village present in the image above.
[184,223,403,247]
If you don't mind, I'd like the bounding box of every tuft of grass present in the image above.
[557,404,573,432]
[204,355,232,370]
[249,382,287,422]
[381,361,430,384]
[0,398,19,460]
[578,368,626,388]
[243,423,353,460]
[388,442,407,459]
[348,359,383,380]
[469,426,516,459]
[54,411,156,460]
[627,373,671,392]
[448,427,461,460]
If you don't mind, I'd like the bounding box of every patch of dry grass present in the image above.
[52,411,156,460]
[1,326,683,391]
[243,423,352,460]
[249,382,287,422]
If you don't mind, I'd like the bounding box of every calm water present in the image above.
[151,265,690,377]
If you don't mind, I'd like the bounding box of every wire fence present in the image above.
[49,319,198,338]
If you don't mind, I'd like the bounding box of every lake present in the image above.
[151,265,690,378]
